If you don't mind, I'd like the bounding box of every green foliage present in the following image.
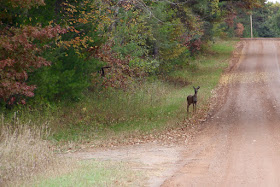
[130,58,160,74]
[111,9,152,57]
[29,48,101,102]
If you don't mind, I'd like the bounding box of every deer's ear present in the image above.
[197,86,200,89]
[193,86,195,89]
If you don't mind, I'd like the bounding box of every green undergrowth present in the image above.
[1,39,237,145]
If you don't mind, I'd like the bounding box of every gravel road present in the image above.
[162,39,280,186]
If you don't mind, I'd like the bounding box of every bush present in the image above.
[29,48,101,102]
[130,58,160,75]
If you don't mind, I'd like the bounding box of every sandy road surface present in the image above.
[162,39,280,186]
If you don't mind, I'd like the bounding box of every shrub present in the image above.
[130,58,160,75]
[29,47,100,102]
[235,23,245,38]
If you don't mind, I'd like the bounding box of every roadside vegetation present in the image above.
[1,40,236,145]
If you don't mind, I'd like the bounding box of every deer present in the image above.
[187,86,200,113]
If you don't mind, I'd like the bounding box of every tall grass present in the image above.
[53,80,187,143]
[3,80,187,143]
[0,123,57,186]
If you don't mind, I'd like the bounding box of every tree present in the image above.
[0,0,65,105]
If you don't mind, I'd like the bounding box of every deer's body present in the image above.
[187,86,200,113]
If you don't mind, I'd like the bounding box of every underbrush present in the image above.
[6,81,187,144]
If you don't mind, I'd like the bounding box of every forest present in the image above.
[1,0,280,185]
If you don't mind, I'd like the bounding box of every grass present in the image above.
[0,123,58,186]
[32,160,145,187]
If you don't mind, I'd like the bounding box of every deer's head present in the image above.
[193,86,200,94]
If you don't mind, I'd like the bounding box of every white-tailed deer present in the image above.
[187,86,200,113]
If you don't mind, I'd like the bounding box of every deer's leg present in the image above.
[187,104,190,113]
[193,103,195,113]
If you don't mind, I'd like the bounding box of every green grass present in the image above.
[31,160,145,187]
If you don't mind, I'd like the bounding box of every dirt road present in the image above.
[162,39,280,186]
